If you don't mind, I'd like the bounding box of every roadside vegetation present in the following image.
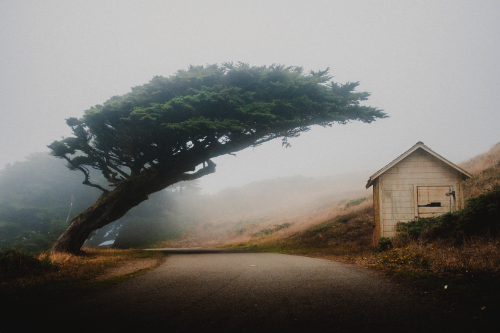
[0,248,165,302]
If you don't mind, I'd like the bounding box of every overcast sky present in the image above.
[1,0,499,194]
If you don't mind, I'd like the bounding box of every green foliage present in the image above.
[252,223,292,237]
[310,221,335,233]
[0,250,58,282]
[394,186,500,244]
[345,195,372,207]
[48,63,385,191]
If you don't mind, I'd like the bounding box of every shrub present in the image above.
[310,221,334,233]
[0,250,58,281]
[377,237,393,251]
[394,186,500,244]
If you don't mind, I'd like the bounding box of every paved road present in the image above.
[20,250,478,332]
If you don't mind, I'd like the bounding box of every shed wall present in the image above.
[373,178,380,246]
[377,149,463,239]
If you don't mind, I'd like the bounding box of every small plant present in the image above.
[377,237,393,251]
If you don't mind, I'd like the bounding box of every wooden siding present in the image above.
[376,148,463,238]
[373,179,380,247]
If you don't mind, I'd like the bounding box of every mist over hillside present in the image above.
[165,171,372,248]
[201,171,369,219]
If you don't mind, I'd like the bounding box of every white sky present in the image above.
[1,0,499,194]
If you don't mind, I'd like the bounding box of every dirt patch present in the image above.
[94,258,163,281]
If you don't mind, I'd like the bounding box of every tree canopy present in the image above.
[49,63,386,193]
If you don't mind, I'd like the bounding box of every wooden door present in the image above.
[417,186,451,218]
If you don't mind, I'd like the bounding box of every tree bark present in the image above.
[51,186,149,254]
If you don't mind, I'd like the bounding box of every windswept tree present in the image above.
[48,63,386,253]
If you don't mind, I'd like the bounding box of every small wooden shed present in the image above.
[366,142,472,243]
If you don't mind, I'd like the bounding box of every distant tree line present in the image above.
[0,153,198,252]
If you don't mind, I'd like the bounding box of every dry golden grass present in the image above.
[251,199,373,246]
[459,142,500,200]
[4,248,164,286]
[222,199,375,262]
[459,142,500,175]
[358,236,500,279]
[409,237,500,274]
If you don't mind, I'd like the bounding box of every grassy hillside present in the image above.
[222,197,375,258]
[460,142,500,200]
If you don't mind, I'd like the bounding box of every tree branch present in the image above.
[107,160,131,179]
[180,160,216,181]
[82,180,111,193]
[63,156,110,193]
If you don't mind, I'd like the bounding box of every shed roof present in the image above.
[365,142,472,188]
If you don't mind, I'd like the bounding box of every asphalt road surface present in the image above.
[16,249,480,332]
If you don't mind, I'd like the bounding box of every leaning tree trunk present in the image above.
[51,181,151,254]
[51,160,217,254]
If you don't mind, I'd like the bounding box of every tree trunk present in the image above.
[51,184,150,254]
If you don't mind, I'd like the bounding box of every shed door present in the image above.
[417,186,451,218]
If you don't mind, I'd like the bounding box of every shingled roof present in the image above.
[365,142,472,188]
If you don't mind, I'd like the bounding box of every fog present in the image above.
[166,172,372,248]
[1,0,500,195]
